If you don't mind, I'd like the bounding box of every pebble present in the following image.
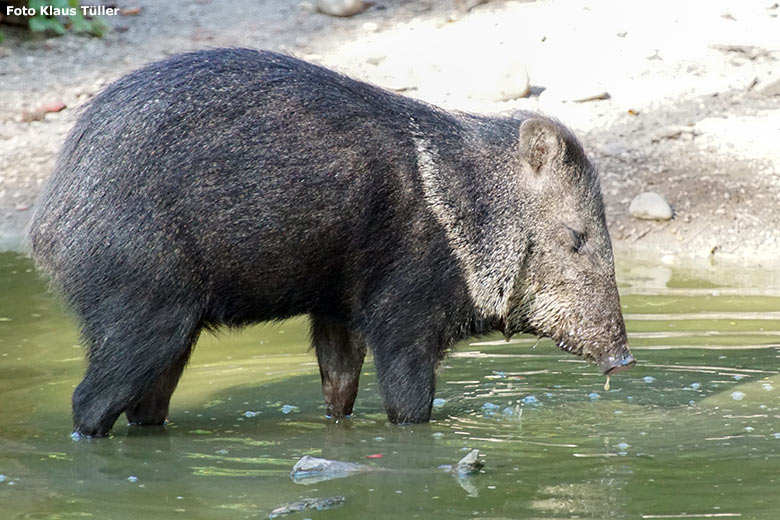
[316,0,364,17]
[629,192,673,220]
[757,76,780,96]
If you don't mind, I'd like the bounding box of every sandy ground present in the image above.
[1,0,779,270]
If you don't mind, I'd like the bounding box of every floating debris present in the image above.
[290,455,373,484]
[454,449,484,476]
[604,376,611,391]
[268,496,345,518]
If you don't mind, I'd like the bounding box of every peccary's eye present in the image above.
[567,227,586,253]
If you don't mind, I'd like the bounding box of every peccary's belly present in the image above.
[177,180,360,322]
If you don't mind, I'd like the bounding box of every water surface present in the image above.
[1,253,778,519]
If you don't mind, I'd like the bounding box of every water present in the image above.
[1,252,779,519]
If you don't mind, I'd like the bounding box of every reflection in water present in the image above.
[0,253,779,519]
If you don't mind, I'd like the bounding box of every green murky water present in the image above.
[1,252,779,519]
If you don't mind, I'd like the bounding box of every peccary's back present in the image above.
[29,49,460,321]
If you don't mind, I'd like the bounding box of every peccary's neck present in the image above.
[407,110,530,322]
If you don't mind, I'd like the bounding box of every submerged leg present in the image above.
[72,304,201,437]
[311,315,366,418]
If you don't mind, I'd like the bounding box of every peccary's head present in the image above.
[503,118,635,375]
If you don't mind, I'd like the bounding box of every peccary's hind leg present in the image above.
[311,316,366,418]
[72,304,200,437]
[125,332,199,426]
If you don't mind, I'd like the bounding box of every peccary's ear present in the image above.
[519,118,561,173]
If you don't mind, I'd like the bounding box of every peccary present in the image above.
[28,49,635,437]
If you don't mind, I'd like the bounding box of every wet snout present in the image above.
[599,349,636,375]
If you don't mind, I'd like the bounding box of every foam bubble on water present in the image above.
[281,405,299,414]
[733,375,744,381]
[432,432,444,439]
[731,391,745,401]
[773,433,780,439]
[127,476,138,483]
[522,395,538,405]
[432,398,446,408]
[744,426,754,432]
[643,376,655,384]
[588,392,600,400]
[482,402,500,411]
[244,411,258,418]
[690,382,701,391]
[762,383,774,391]
[0,474,6,482]
[70,432,82,441]
[616,442,630,450]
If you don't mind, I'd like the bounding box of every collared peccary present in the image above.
[28,48,635,437]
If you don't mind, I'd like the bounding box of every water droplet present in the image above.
[643,376,655,384]
[432,398,446,408]
[731,391,745,401]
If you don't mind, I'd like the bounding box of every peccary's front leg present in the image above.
[311,316,367,418]
[369,334,439,424]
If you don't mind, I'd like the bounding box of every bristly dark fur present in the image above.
[28,48,633,436]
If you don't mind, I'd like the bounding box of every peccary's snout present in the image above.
[600,350,636,375]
